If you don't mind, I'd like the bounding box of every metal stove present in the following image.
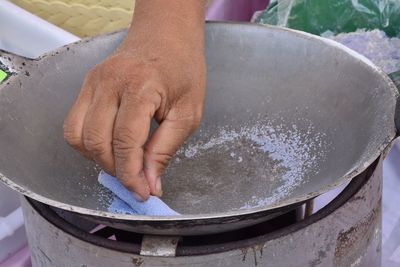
[21,159,382,267]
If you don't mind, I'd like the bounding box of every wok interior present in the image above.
[0,24,395,216]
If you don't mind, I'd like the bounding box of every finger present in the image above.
[144,109,201,197]
[113,88,161,200]
[82,86,119,175]
[63,79,94,159]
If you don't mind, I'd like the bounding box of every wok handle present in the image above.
[389,71,400,135]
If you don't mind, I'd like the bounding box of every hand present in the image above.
[63,0,207,200]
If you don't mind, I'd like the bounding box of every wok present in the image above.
[0,22,399,235]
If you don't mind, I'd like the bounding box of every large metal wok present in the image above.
[0,23,399,235]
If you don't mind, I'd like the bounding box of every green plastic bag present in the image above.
[257,0,400,37]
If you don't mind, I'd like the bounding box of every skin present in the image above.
[63,0,208,200]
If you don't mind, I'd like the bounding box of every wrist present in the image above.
[120,0,206,53]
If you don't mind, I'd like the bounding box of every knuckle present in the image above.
[125,81,157,98]
[123,85,147,101]
[145,150,173,168]
[85,63,113,85]
[141,65,159,80]
[83,129,108,155]
[124,86,143,101]
[113,128,139,154]
[63,124,81,148]
[124,91,159,116]
[84,68,98,83]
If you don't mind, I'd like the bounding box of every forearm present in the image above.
[120,0,207,54]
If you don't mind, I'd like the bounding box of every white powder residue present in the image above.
[184,130,240,158]
[178,120,328,209]
[243,123,327,208]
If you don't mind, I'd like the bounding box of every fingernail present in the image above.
[132,192,145,202]
[155,177,162,196]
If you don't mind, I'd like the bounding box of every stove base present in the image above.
[21,160,382,267]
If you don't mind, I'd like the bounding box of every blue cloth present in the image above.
[98,171,179,216]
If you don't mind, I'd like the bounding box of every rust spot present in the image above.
[258,245,263,257]
[132,257,144,266]
[334,201,381,267]
[309,256,321,267]
[252,247,258,266]
[350,195,366,202]
[309,250,326,267]
[241,248,248,262]
[241,245,263,266]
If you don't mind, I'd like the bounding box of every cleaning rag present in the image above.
[98,171,179,216]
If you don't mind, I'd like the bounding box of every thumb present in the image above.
[144,112,201,197]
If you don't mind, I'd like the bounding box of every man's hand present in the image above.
[63,0,207,200]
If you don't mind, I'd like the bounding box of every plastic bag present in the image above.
[257,0,400,37]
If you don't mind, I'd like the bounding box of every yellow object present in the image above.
[11,0,135,37]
